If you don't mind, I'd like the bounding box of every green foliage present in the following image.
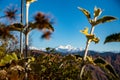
[104,33,120,44]
[45,47,56,54]
[0,52,119,80]
[93,16,117,26]
[82,70,93,80]
[46,47,51,53]
[30,54,81,80]
[105,64,119,78]
[0,44,6,59]
[94,57,106,64]
[94,57,119,79]
[78,7,91,20]
[78,6,117,27]
[80,27,100,43]
[0,53,18,67]
[78,6,117,79]
[94,6,102,18]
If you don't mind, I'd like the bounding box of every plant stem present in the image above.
[83,26,95,61]
[25,3,30,58]
[20,0,24,58]
[25,2,30,80]
[80,26,95,79]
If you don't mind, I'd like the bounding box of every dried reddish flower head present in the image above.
[35,12,49,23]
[4,6,18,20]
[41,31,52,40]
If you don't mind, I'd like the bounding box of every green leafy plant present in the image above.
[0,4,54,58]
[0,52,18,67]
[30,54,82,80]
[8,12,54,58]
[0,3,54,80]
[94,57,119,79]
[78,6,117,79]
[104,33,120,44]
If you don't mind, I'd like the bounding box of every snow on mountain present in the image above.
[29,46,39,50]
[29,46,46,51]
[30,45,82,53]
[55,45,82,53]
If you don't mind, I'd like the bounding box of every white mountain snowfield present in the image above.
[30,45,82,53]
[55,45,82,53]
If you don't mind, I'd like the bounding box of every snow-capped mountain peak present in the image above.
[30,45,82,53]
[55,45,82,53]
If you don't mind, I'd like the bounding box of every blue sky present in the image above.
[0,0,120,52]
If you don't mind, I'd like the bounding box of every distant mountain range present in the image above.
[30,45,82,53]
[55,45,82,53]
[30,45,119,55]
[30,45,120,58]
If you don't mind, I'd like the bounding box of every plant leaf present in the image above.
[78,7,91,20]
[11,53,18,60]
[94,57,106,64]
[26,0,37,3]
[8,23,23,32]
[92,37,100,44]
[94,6,102,18]
[46,23,54,32]
[105,64,118,78]
[80,27,89,35]
[104,33,120,44]
[86,34,94,39]
[94,16,117,26]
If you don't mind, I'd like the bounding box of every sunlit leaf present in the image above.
[11,53,18,60]
[0,59,6,66]
[92,37,100,44]
[86,34,94,39]
[80,27,89,35]
[26,0,37,4]
[94,6,102,18]
[78,7,91,20]
[86,56,95,64]
[0,53,18,67]
[28,57,35,63]
[85,33,100,44]
[94,16,117,26]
